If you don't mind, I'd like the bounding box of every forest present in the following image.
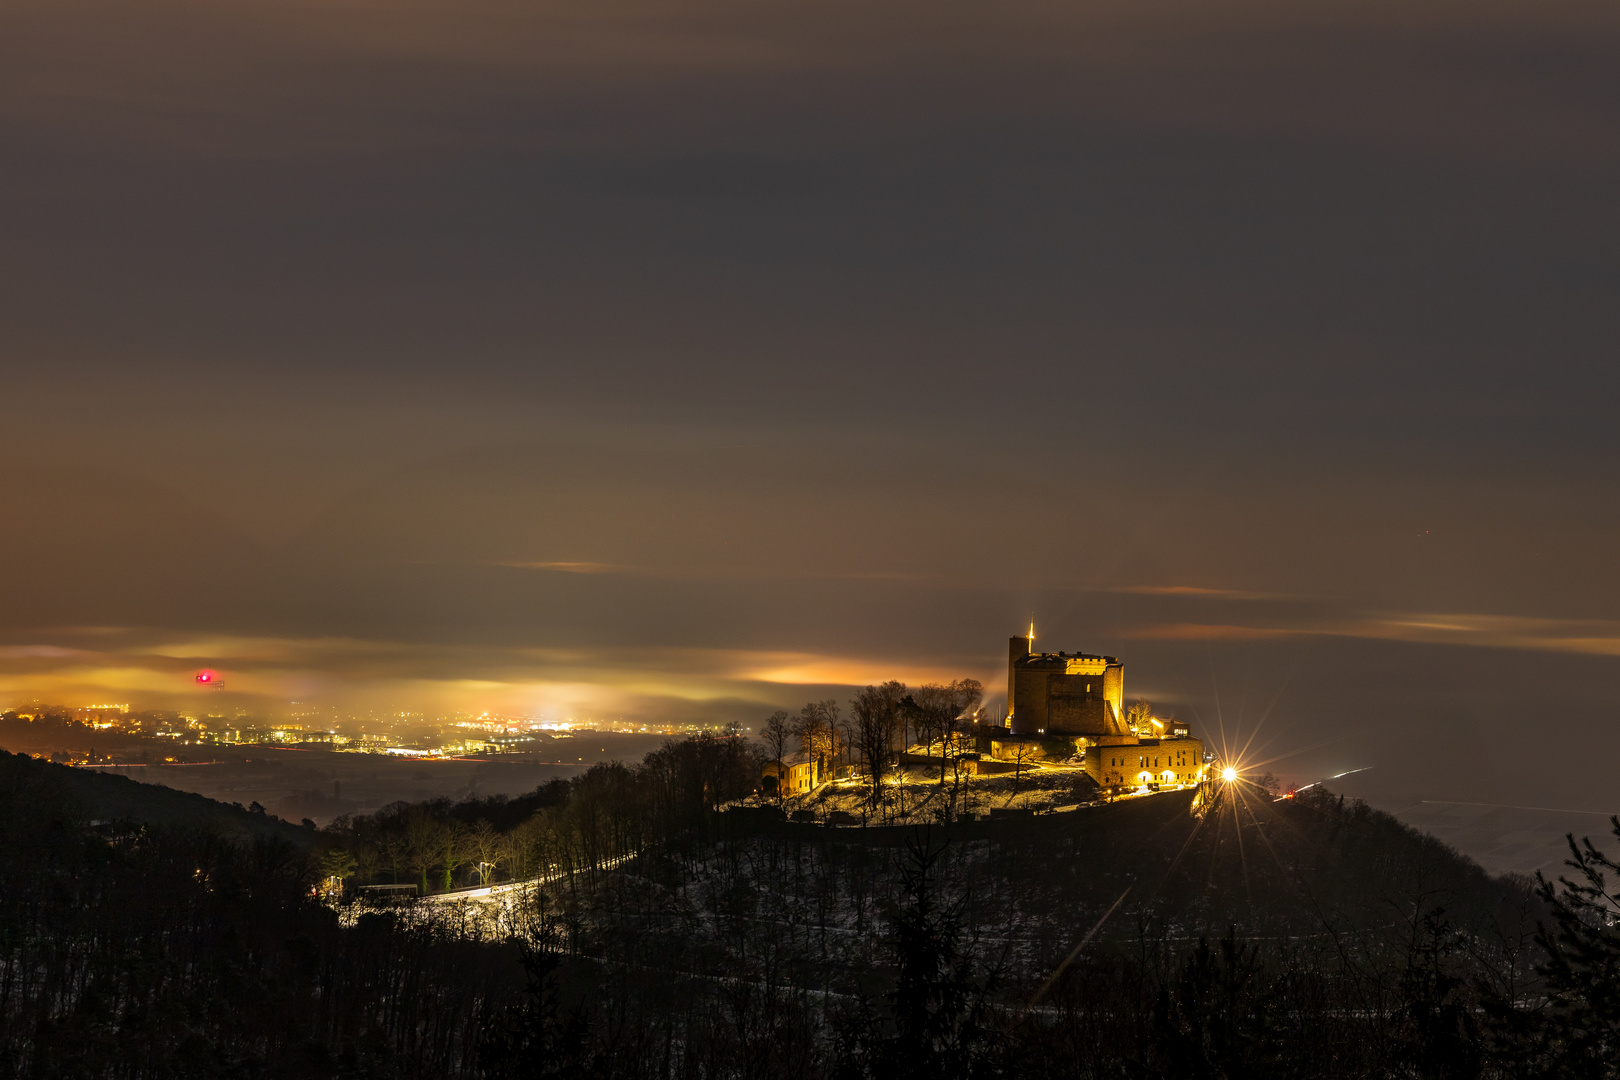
[2,712,1619,1079]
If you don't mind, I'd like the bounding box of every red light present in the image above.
[196,671,213,683]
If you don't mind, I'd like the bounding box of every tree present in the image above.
[839,712,860,775]
[1391,907,1481,1080]
[503,817,542,881]
[477,933,594,1078]
[318,846,357,899]
[902,687,946,780]
[762,710,793,803]
[851,682,907,815]
[948,677,982,728]
[933,681,982,817]
[441,820,475,890]
[1148,929,1287,1077]
[1487,818,1620,1076]
[1009,741,1039,794]
[879,835,996,1079]
[795,700,839,783]
[916,680,984,787]
[469,819,504,885]
[405,811,448,894]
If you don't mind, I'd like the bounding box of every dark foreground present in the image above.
[2,746,1618,1079]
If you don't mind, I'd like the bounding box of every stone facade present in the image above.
[1006,636,1126,736]
[1086,737,1205,789]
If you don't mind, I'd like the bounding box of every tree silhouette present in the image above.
[763,710,792,803]
[852,682,907,815]
[1488,817,1620,1077]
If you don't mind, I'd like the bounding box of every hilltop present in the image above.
[563,782,1541,994]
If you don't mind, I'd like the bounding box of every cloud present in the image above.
[1124,612,1620,658]
[0,627,993,721]
[1338,614,1620,658]
[1111,586,1280,600]
[496,560,938,584]
[5,0,1616,170]
[1123,623,1298,641]
[0,645,86,659]
[13,603,1618,725]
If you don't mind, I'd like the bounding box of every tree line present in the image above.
[476,800,1620,1080]
[323,732,761,895]
[761,680,985,812]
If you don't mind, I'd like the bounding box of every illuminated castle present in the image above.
[985,627,1207,791]
[1006,627,1126,736]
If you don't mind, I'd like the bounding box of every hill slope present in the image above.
[0,750,315,846]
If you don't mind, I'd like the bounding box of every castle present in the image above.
[982,629,1208,791]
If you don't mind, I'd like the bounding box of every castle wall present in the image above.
[1101,665,1124,730]
[1045,673,1111,732]
[1011,666,1048,731]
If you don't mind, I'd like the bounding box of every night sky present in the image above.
[3,0,1618,809]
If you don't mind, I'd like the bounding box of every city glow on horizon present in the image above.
[0,629,999,723]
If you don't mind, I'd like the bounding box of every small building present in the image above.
[762,751,826,797]
[1086,737,1205,789]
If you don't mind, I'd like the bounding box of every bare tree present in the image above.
[377,833,405,885]
[405,812,448,894]
[838,711,859,774]
[930,677,984,810]
[948,748,976,821]
[499,822,534,882]
[948,678,984,778]
[794,700,838,785]
[469,820,503,885]
[439,820,472,891]
[851,681,907,814]
[903,679,985,786]
[762,710,792,802]
[950,679,984,729]
[904,685,946,781]
[1010,740,1039,794]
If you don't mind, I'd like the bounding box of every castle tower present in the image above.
[1006,632,1127,737]
[1006,633,1031,724]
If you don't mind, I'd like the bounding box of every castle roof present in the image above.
[1016,650,1119,667]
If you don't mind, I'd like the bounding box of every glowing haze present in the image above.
[2,0,1618,807]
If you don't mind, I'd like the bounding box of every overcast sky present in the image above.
[2,0,1617,805]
